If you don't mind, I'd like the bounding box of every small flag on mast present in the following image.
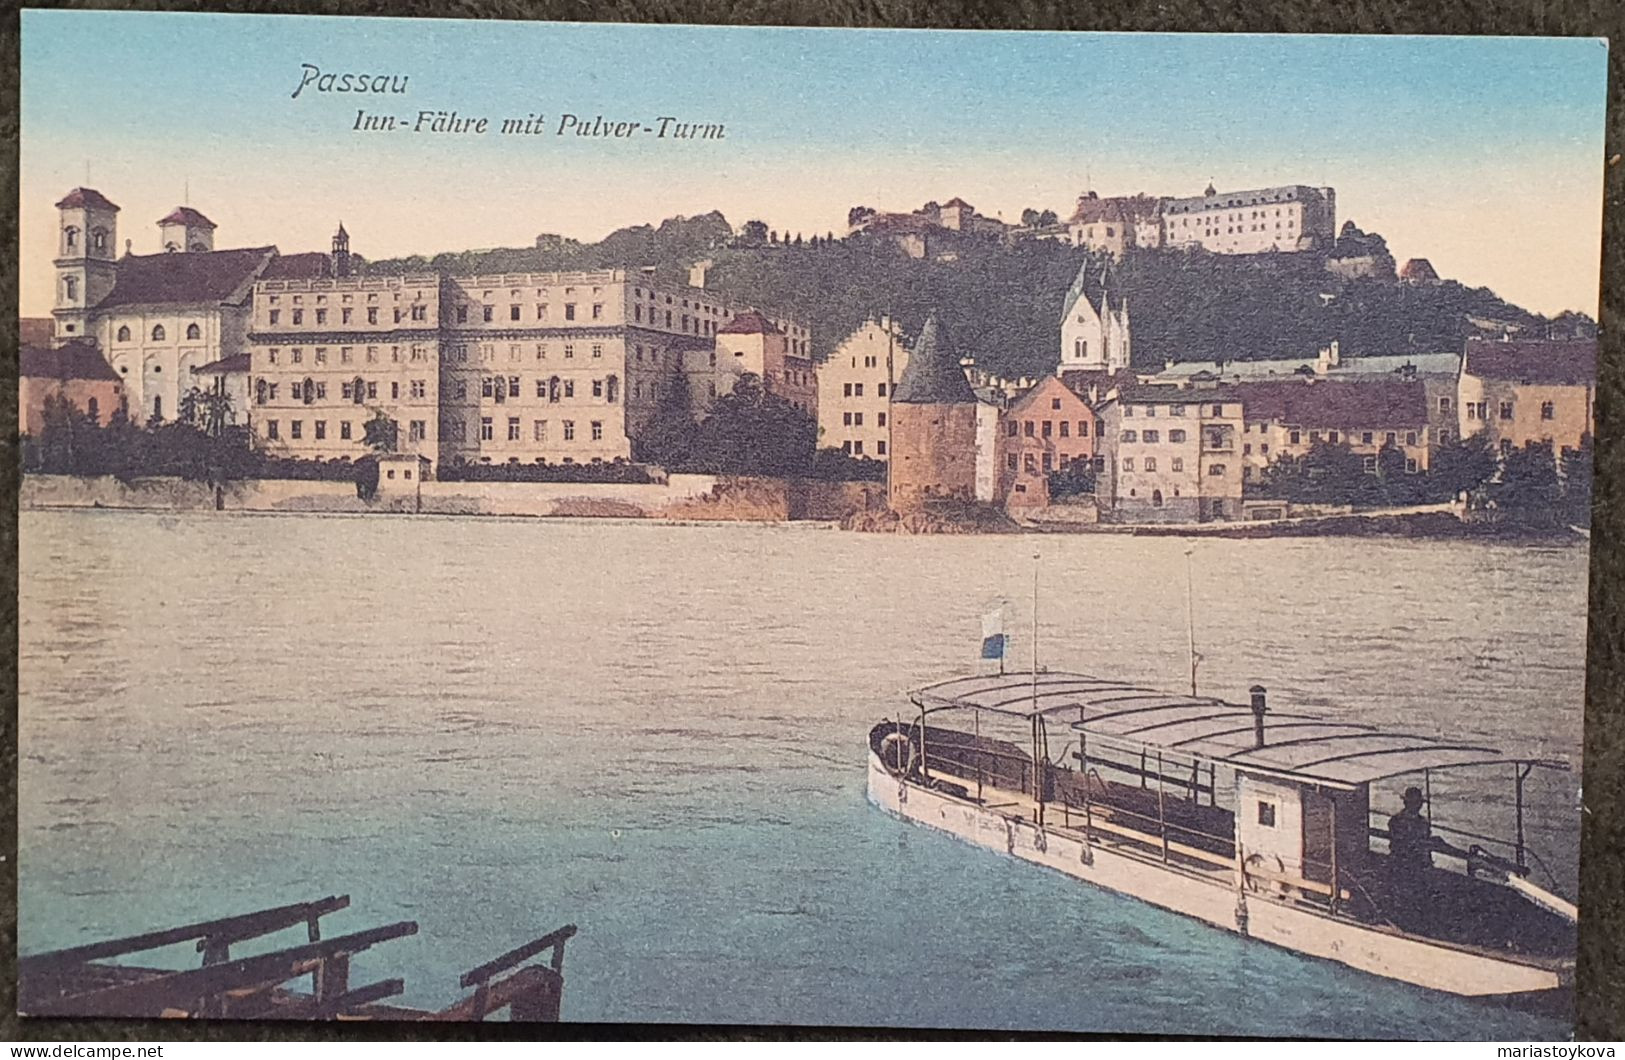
[980,608,1007,661]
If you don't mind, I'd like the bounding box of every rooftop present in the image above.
[1164,184,1328,215]
[1463,339,1596,387]
[158,206,217,229]
[20,341,120,382]
[55,187,120,212]
[717,309,783,336]
[912,671,1563,787]
[892,315,976,405]
[97,246,276,309]
[261,252,333,281]
[1232,378,1429,430]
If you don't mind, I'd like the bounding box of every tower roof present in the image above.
[56,188,120,212]
[158,206,217,229]
[336,221,349,238]
[717,309,783,336]
[892,315,975,405]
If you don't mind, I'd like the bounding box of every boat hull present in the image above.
[866,752,1568,1001]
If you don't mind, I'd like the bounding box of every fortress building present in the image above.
[887,314,980,512]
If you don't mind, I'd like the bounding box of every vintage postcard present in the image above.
[15,11,1607,1038]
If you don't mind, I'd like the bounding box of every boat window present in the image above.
[1257,801,1276,827]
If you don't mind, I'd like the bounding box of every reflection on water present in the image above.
[19,510,1583,1037]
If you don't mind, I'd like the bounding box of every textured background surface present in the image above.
[1,0,1620,1041]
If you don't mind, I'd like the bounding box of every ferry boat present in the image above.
[866,671,1576,1005]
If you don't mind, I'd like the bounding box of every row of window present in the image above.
[265,418,428,442]
[270,305,429,326]
[836,381,890,399]
[443,418,604,444]
[462,375,620,404]
[114,323,202,343]
[266,346,428,365]
[1464,401,1558,421]
[255,378,429,404]
[1122,404,1227,418]
[1010,452,1095,474]
[840,439,887,456]
[1118,428,1188,445]
[841,411,885,428]
[1012,419,1095,440]
[1121,457,1228,476]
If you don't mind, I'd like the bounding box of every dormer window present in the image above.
[186,323,201,340]
[116,325,131,342]
[165,242,180,253]
[151,325,166,341]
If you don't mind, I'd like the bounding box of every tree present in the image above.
[687,372,816,477]
[178,386,235,438]
[739,220,769,245]
[633,369,700,469]
[1427,434,1497,501]
[1493,440,1561,512]
[363,410,399,454]
[1560,436,1593,524]
[810,446,885,482]
[1047,459,1096,499]
[847,206,875,229]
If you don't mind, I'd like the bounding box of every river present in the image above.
[18,509,1586,1037]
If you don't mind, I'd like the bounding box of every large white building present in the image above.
[50,187,337,425]
[1057,260,1132,374]
[1162,184,1336,255]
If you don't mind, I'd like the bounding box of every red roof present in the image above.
[1233,379,1429,430]
[193,353,251,374]
[19,341,120,382]
[55,187,120,212]
[1398,258,1439,282]
[942,197,973,209]
[159,206,217,229]
[20,318,55,347]
[96,246,276,309]
[1071,194,1162,226]
[262,252,332,280]
[1464,339,1595,387]
[717,310,783,336]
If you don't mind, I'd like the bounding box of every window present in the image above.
[1385,432,1397,445]
[1121,430,1137,443]
[1211,405,1224,417]
[509,377,520,398]
[391,381,401,400]
[367,307,379,325]
[480,417,494,441]
[564,345,575,360]
[1144,457,1157,472]
[877,441,887,456]
[1079,421,1090,437]
[64,226,79,249]
[1168,429,1186,443]
[534,420,547,442]
[341,421,352,440]
[853,413,864,427]
[1500,402,1514,420]
[1288,430,1301,445]
[563,420,575,441]
[292,348,304,364]
[315,309,328,326]
[1439,397,1452,414]
[411,380,427,399]
[507,417,521,441]
[1122,457,1134,472]
[315,421,327,440]
[592,344,603,359]
[878,383,888,397]
[367,382,377,399]
[267,420,280,439]
[1208,463,1226,477]
[1143,430,1159,443]
[315,348,328,365]
[565,304,576,321]
[1171,457,1184,472]
[292,310,303,326]
[1405,431,1418,446]
[1541,401,1555,421]
[1257,802,1276,828]
[290,420,303,439]
[1006,453,1018,470]
[1362,432,1374,445]
[151,325,166,341]
[564,381,575,399]
[591,420,603,441]
[592,304,603,320]
[510,305,521,321]
[1051,398,1063,411]
[116,325,130,342]
[483,306,494,323]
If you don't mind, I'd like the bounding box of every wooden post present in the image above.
[918,706,928,781]
[1328,796,1340,917]
[1157,751,1169,863]
[1080,730,1093,843]
[974,709,983,802]
[1515,763,1530,870]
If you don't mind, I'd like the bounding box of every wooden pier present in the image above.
[18,896,578,1022]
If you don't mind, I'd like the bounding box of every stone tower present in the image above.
[158,206,216,253]
[53,187,121,345]
[888,313,980,513]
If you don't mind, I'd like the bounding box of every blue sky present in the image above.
[19,11,1609,317]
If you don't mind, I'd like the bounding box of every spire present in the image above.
[892,314,975,405]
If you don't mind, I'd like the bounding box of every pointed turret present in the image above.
[892,314,975,405]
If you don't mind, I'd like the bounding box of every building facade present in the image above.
[816,317,909,459]
[1234,379,1432,482]
[1068,193,1164,258]
[1000,376,1100,510]
[1057,259,1132,374]
[19,341,125,435]
[712,310,817,417]
[888,315,981,512]
[1162,184,1336,255]
[1458,339,1597,457]
[1096,385,1245,523]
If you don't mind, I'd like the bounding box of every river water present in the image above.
[18,509,1586,1037]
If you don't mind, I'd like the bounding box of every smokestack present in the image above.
[1249,685,1268,749]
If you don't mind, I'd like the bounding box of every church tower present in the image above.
[158,206,216,253]
[332,222,352,278]
[53,187,121,345]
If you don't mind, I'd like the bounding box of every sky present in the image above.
[18,11,1610,319]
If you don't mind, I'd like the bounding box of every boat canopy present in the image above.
[910,671,1567,788]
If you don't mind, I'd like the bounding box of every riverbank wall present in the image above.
[18,474,887,523]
